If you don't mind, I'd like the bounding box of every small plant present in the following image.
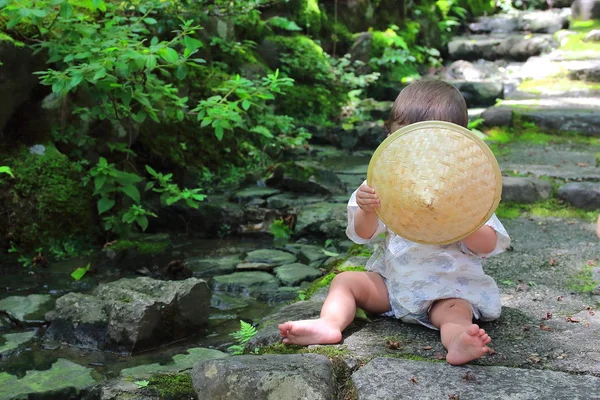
[134,380,150,388]
[145,165,206,208]
[228,320,258,355]
[269,219,292,245]
[8,242,43,270]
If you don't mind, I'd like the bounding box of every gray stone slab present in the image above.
[191,354,336,400]
[0,294,53,325]
[497,141,600,180]
[495,97,600,135]
[502,177,551,203]
[352,357,600,400]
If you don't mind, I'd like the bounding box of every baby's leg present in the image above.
[279,271,391,345]
[429,298,491,365]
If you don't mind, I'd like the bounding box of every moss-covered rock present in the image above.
[259,35,347,122]
[0,144,96,253]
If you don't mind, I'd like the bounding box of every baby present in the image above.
[279,80,511,365]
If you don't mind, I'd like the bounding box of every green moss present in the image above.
[518,78,600,94]
[369,29,398,58]
[568,264,599,293]
[276,83,344,124]
[347,244,374,257]
[257,342,304,355]
[267,35,333,82]
[107,239,170,255]
[294,0,324,35]
[0,145,96,252]
[555,20,600,54]
[265,35,346,123]
[484,124,596,146]
[497,199,597,220]
[149,373,195,399]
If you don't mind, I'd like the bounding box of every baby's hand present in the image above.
[356,184,380,212]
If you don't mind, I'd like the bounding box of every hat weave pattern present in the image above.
[367,121,502,245]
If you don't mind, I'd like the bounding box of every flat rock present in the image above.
[0,358,95,400]
[191,354,336,400]
[448,34,556,61]
[352,358,600,400]
[494,97,600,135]
[186,255,242,278]
[244,249,297,266]
[210,271,280,296]
[557,182,600,209]
[501,176,552,203]
[274,263,322,286]
[0,294,54,326]
[496,140,600,181]
[120,347,228,379]
[0,331,36,357]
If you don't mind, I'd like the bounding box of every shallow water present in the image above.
[0,234,288,380]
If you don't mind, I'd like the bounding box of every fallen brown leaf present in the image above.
[487,347,497,355]
[422,346,432,350]
[587,260,595,266]
[462,371,476,382]
[409,376,419,384]
[577,162,589,167]
[540,324,552,331]
[449,394,460,400]
[549,258,558,266]
[542,312,553,320]
[385,340,401,350]
[557,296,564,301]
[566,316,581,323]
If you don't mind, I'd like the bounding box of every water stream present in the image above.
[0,233,288,380]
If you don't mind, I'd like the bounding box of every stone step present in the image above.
[468,8,571,35]
[483,97,600,136]
[447,33,557,61]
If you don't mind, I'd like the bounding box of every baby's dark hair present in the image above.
[385,80,468,134]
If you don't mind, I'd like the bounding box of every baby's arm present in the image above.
[462,225,497,254]
[354,184,380,240]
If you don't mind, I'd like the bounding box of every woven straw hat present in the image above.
[367,120,502,245]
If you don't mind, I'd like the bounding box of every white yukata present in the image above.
[346,184,511,329]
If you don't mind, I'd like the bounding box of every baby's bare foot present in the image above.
[278,319,342,345]
[445,324,491,365]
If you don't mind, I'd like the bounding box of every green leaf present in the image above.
[145,55,157,71]
[0,166,14,178]
[323,249,339,257]
[241,100,251,110]
[174,65,187,80]
[71,263,91,281]
[158,47,179,64]
[144,17,158,25]
[354,307,372,323]
[131,110,147,123]
[190,58,206,64]
[267,16,302,31]
[136,215,149,231]
[92,68,107,81]
[183,36,204,52]
[251,126,273,138]
[92,0,106,12]
[97,197,115,215]
[214,126,224,140]
[120,185,141,203]
[94,175,108,192]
